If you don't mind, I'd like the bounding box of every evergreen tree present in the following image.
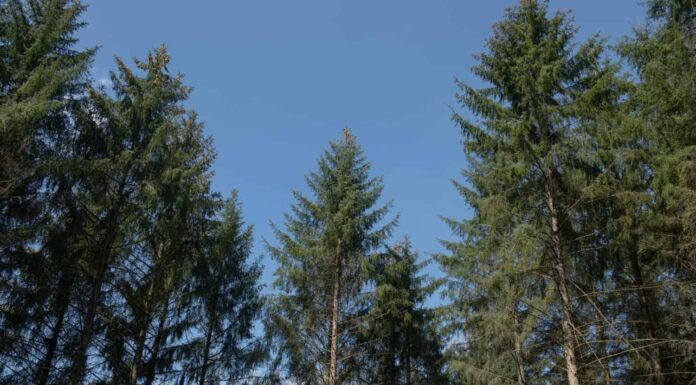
[100,89,218,385]
[438,1,623,384]
[0,0,93,199]
[0,1,93,383]
[266,129,395,385]
[183,192,265,385]
[616,1,696,383]
[64,46,198,385]
[361,237,448,385]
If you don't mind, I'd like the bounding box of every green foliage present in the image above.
[183,192,265,385]
[266,129,395,384]
[438,1,626,384]
[1,1,695,385]
[360,237,449,385]
[0,0,94,198]
[615,0,696,382]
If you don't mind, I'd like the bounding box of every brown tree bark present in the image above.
[327,247,342,385]
[546,190,581,385]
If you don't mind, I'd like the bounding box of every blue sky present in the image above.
[77,0,646,292]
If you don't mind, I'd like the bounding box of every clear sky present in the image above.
[77,0,646,292]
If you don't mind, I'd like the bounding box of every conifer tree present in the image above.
[0,0,93,199]
[183,192,265,385]
[100,96,217,385]
[64,46,198,385]
[438,1,623,384]
[361,238,448,385]
[616,1,696,383]
[0,1,93,383]
[266,129,395,385]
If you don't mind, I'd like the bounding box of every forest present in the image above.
[0,0,694,384]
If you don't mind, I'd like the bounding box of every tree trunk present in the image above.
[130,243,162,385]
[512,309,526,385]
[130,282,156,385]
[67,210,122,385]
[328,249,342,385]
[199,296,218,385]
[36,269,74,385]
[67,263,107,385]
[546,190,581,385]
[629,252,667,385]
[143,297,170,385]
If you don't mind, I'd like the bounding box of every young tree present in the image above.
[184,192,265,385]
[266,129,395,385]
[361,237,448,385]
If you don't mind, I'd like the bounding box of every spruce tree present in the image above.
[361,238,448,385]
[0,0,93,199]
[266,129,395,385]
[0,1,93,383]
[100,95,218,385]
[617,1,696,383]
[64,46,198,385]
[183,192,265,385]
[438,1,623,384]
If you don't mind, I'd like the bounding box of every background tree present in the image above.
[617,0,696,383]
[182,192,265,385]
[266,129,395,385]
[360,237,448,385]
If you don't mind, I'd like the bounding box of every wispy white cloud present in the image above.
[97,76,113,88]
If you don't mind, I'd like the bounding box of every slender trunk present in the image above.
[68,263,106,385]
[328,250,342,385]
[199,296,218,385]
[130,279,157,385]
[629,252,667,385]
[130,242,162,385]
[68,210,122,385]
[129,326,147,385]
[143,297,170,385]
[130,324,148,385]
[36,270,74,385]
[514,336,526,385]
[404,335,411,385]
[512,309,526,385]
[546,190,580,385]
